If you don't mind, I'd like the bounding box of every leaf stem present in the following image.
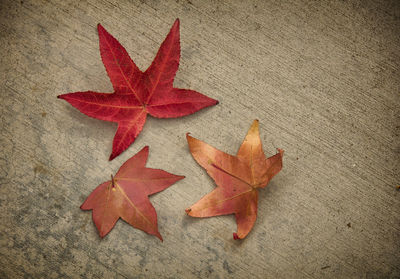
[111,174,115,188]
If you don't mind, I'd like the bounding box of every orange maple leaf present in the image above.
[185,120,284,239]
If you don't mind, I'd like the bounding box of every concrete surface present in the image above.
[1,0,399,278]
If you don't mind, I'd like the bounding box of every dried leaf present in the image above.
[185,120,284,239]
[81,146,184,240]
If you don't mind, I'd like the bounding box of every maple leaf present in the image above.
[58,19,218,160]
[185,120,284,239]
[81,146,184,240]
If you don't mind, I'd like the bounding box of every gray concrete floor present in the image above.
[1,0,399,278]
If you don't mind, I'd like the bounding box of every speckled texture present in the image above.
[0,0,399,278]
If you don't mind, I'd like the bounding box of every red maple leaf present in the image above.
[58,19,218,160]
[81,146,184,240]
[185,120,284,239]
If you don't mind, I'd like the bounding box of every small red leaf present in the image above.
[58,19,218,160]
[81,146,184,240]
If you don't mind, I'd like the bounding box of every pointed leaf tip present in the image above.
[175,175,186,182]
[97,23,109,37]
[233,233,240,240]
[164,19,179,34]
[169,19,180,34]
[277,148,284,156]
[109,153,117,161]
[99,229,108,238]
[57,94,68,100]
[185,208,191,214]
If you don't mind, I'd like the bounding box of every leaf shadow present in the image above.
[147,102,219,128]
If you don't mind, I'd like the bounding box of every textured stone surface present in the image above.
[1,0,399,278]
